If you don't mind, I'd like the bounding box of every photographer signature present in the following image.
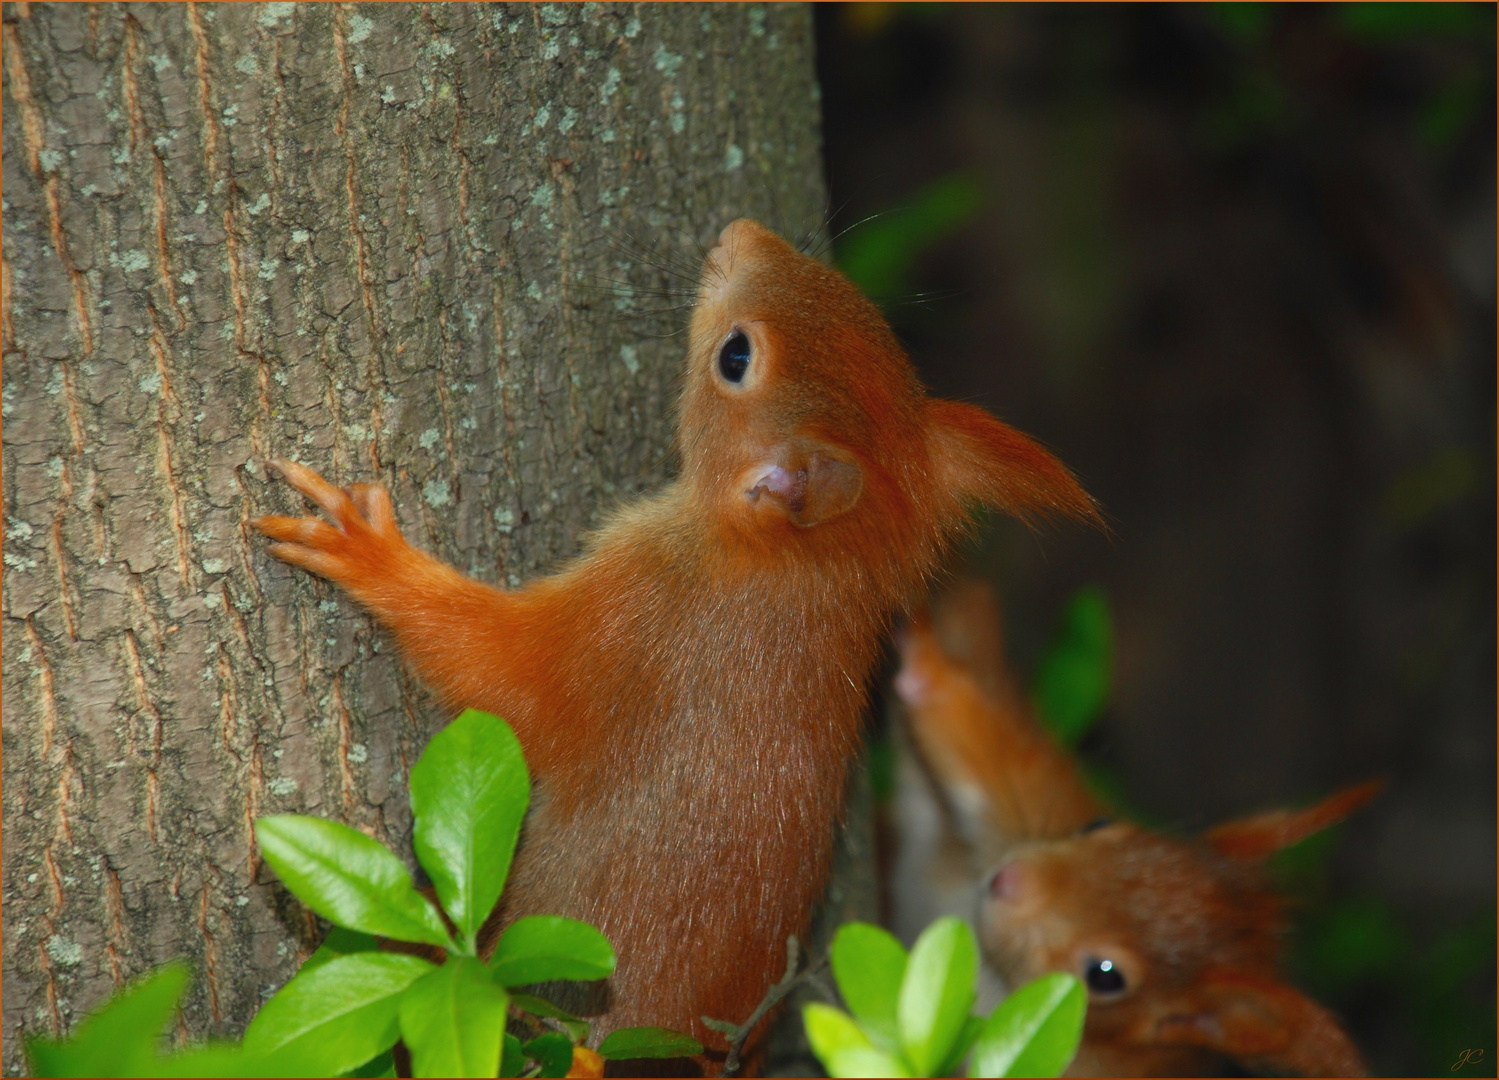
[1453,1048,1485,1071]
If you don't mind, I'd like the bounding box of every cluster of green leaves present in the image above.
[804,918,1084,1079]
[27,710,701,1078]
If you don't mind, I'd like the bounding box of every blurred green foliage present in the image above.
[1275,827,1497,1076]
[1210,2,1490,45]
[1208,3,1492,151]
[1207,3,1273,44]
[1029,589,1153,822]
[1031,588,1112,748]
[1381,446,1480,527]
[1074,759,1160,831]
[1267,820,1346,896]
[1336,2,1490,41]
[1295,896,1410,991]
[1419,67,1488,148]
[834,173,983,301]
[1414,914,1497,1076]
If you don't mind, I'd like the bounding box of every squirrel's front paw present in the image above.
[252,460,406,586]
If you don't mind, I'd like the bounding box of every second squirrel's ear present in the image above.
[1204,779,1385,861]
[924,400,1101,527]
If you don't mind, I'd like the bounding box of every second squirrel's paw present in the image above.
[252,460,406,586]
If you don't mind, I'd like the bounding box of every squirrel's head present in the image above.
[677,219,1099,572]
[979,822,1281,1017]
[978,783,1380,1075]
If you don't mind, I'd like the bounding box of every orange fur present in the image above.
[924,577,1013,702]
[253,221,1096,1061]
[1204,779,1385,861]
[895,612,1102,850]
[894,584,1373,1077]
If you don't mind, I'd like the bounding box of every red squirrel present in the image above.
[894,584,1376,1077]
[251,220,1098,1059]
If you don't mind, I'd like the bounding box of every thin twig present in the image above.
[703,935,831,1077]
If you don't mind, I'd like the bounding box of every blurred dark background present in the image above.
[811,4,1496,1076]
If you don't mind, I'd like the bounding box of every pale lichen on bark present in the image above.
[2,3,831,1066]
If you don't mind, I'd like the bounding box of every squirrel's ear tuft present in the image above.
[1204,779,1385,861]
[924,399,1102,528]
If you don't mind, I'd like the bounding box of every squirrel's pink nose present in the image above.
[989,862,1023,900]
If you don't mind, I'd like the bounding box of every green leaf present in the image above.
[345,1050,398,1078]
[937,1014,986,1078]
[523,1033,575,1078]
[897,916,977,1076]
[969,972,1085,1079]
[489,915,616,987]
[597,1026,705,1061]
[26,962,189,1078]
[255,815,452,948]
[830,922,908,1052]
[398,956,510,1079]
[499,1034,526,1079]
[803,1004,912,1078]
[151,1045,283,1078]
[244,952,434,1076]
[1031,588,1112,747]
[302,927,380,975]
[410,710,531,948]
[510,991,590,1043]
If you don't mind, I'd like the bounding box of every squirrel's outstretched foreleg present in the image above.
[253,460,547,741]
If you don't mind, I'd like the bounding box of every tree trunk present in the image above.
[2,2,839,1068]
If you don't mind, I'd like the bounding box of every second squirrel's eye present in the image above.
[1083,956,1128,996]
[718,330,751,383]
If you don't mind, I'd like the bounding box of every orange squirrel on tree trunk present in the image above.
[894,584,1377,1077]
[253,221,1098,1062]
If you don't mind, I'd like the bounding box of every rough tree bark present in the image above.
[2,3,853,1070]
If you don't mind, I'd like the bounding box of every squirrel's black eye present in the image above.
[718,330,750,383]
[1079,817,1112,834]
[1083,957,1127,995]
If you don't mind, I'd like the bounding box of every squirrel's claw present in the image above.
[266,459,362,527]
[345,482,397,535]
[254,462,405,589]
[251,514,342,547]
